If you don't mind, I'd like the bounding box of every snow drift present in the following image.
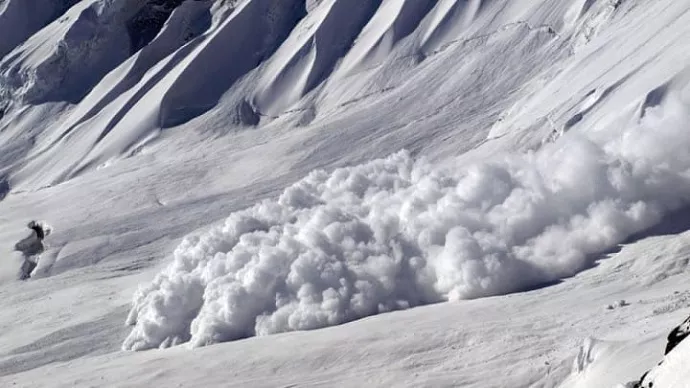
[638,316,690,388]
[123,73,690,350]
[637,338,690,387]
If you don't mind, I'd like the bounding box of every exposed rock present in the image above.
[607,299,630,310]
[126,0,187,54]
[236,99,260,126]
[0,177,9,201]
[665,314,690,355]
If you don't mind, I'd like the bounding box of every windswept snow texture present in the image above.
[124,78,690,350]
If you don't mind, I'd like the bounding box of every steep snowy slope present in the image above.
[0,0,79,60]
[1,0,690,387]
[638,323,690,388]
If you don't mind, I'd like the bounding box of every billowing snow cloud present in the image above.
[123,86,690,350]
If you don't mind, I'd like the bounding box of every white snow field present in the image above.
[2,0,690,386]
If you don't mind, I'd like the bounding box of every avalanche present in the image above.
[124,72,690,349]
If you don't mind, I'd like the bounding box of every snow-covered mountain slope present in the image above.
[637,318,690,388]
[1,0,690,386]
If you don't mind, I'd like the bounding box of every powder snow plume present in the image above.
[123,77,690,351]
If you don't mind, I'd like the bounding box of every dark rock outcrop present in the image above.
[0,177,9,201]
[126,0,187,54]
[665,315,690,355]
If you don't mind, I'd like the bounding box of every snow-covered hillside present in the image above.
[1,0,690,387]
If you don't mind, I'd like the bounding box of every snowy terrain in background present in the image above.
[1,0,690,387]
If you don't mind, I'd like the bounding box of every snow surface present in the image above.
[1,0,690,386]
[638,331,690,388]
